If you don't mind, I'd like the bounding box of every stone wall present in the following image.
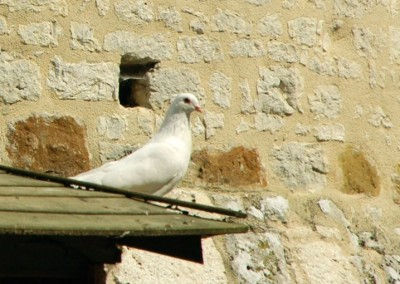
[1,0,400,283]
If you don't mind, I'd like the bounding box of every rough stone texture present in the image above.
[314,124,345,142]
[98,142,137,163]
[254,112,284,133]
[295,123,310,136]
[318,199,351,228]
[203,111,224,139]
[177,35,223,63]
[337,57,362,79]
[47,56,119,101]
[256,66,304,116]
[260,195,289,222]
[136,107,156,136]
[6,115,90,176]
[246,0,271,5]
[106,239,227,284]
[226,232,291,283]
[257,14,282,38]
[211,9,251,34]
[97,115,127,140]
[0,16,10,35]
[103,31,172,61]
[239,80,255,114]
[0,0,68,15]
[267,41,298,63]
[114,0,154,25]
[302,52,338,76]
[368,106,392,128]
[70,22,101,51]
[383,255,400,283]
[209,71,232,108]
[158,6,183,32]
[272,142,328,190]
[288,17,317,47]
[389,26,400,64]
[352,27,379,59]
[309,85,342,119]
[95,0,110,16]
[339,146,380,196]
[0,52,42,104]
[236,119,251,134]
[191,116,205,137]
[182,8,209,34]
[18,21,62,47]
[191,146,267,186]
[333,0,374,18]
[147,67,204,109]
[229,39,265,58]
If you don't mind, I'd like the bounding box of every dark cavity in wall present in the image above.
[119,55,158,108]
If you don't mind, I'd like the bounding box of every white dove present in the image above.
[72,93,202,196]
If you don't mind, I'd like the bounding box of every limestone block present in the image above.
[97,115,127,140]
[47,56,119,101]
[203,111,224,139]
[246,0,271,5]
[257,14,283,38]
[229,39,265,58]
[177,35,223,63]
[136,107,156,136]
[358,232,384,253]
[18,21,62,47]
[147,67,204,109]
[337,57,362,79]
[288,17,318,47]
[182,8,209,34]
[236,119,251,134]
[383,255,400,283]
[267,41,298,63]
[114,0,154,24]
[272,142,328,190]
[0,16,10,35]
[98,142,137,163]
[191,146,267,186]
[70,22,101,51]
[191,117,205,137]
[389,26,400,64]
[254,113,284,133]
[0,52,41,104]
[260,195,289,222]
[368,106,392,128]
[211,9,251,34]
[209,71,232,108]
[334,0,374,18]
[0,0,68,15]
[239,80,255,114]
[295,123,310,136]
[318,199,350,228]
[7,114,90,176]
[226,232,291,283]
[308,85,342,119]
[314,124,345,142]
[303,52,337,76]
[352,27,379,59]
[103,31,172,61]
[158,6,183,32]
[95,0,110,16]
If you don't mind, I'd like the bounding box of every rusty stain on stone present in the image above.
[7,115,90,177]
[191,146,267,187]
[339,146,380,196]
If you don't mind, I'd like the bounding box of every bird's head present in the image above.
[171,93,202,114]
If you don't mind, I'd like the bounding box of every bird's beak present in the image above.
[195,105,203,113]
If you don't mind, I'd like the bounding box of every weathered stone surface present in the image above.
[352,27,379,59]
[294,241,358,283]
[318,199,350,228]
[314,124,345,142]
[254,113,284,133]
[70,22,101,51]
[239,80,255,114]
[147,67,204,109]
[97,115,127,140]
[103,31,173,61]
[302,52,337,76]
[272,142,328,190]
[267,41,298,63]
[98,142,137,163]
[95,0,110,16]
[135,107,156,136]
[389,26,400,64]
[368,61,385,89]
[288,17,318,47]
[211,9,251,34]
[114,0,154,24]
[257,66,304,116]
[260,195,289,222]
[7,114,90,176]
[315,225,342,240]
[0,16,10,34]
[383,255,400,283]
[191,116,205,137]
[339,146,380,196]
[0,0,68,15]
[334,0,374,18]
[295,123,310,136]
[191,146,267,186]
[209,72,231,108]
[47,56,119,101]
[0,52,42,104]
[18,21,62,47]
[229,39,265,58]
[177,35,223,63]
[158,6,183,32]
[337,57,362,79]
[182,8,209,34]
[226,232,291,283]
[236,119,251,134]
[358,231,384,253]
[203,111,224,139]
[308,85,342,119]
[246,0,271,5]
[257,14,282,38]
[368,106,392,128]
[106,239,227,283]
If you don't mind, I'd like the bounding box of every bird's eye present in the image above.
[184,98,191,104]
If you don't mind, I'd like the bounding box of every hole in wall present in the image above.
[119,55,158,108]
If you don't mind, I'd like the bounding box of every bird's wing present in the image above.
[73,142,185,195]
